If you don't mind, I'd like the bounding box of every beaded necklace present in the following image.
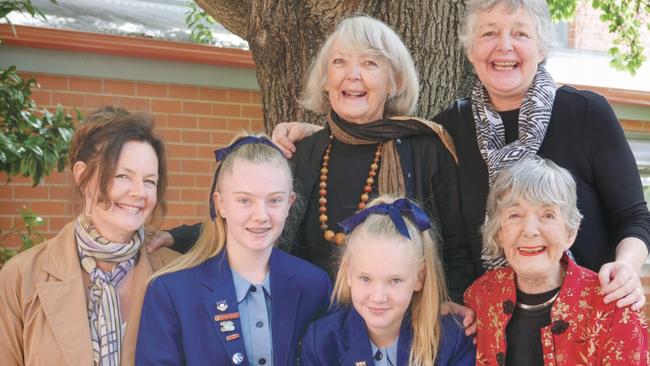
[318,135,382,246]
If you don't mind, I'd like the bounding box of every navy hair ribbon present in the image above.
[338,198,432,239]
[209,136,283,219]
[214,136,282,162]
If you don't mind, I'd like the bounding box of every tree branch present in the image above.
[196,0,252,40]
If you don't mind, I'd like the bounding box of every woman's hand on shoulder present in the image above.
[441,301,477,340]
[598,260,646,311]
[271,122,323,159]
[146,230,174,254]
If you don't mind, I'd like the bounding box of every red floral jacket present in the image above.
[464,255,649,366]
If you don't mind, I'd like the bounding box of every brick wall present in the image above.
[0,73,263,247]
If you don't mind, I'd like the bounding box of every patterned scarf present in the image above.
[75,215,143,366]
[472,66,557,271]
[327,110,457,196]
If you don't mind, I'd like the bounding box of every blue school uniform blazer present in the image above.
[300,307,476,366]
[136,248,331,366]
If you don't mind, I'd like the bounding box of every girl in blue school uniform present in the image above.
[300,196,475,366]
[136,136,331,366]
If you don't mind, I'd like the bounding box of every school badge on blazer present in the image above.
[355,362,366,366]
[216,300,229,312]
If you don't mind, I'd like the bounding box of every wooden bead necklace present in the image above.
[318,136,382,246]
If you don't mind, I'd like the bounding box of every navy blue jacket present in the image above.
[300,307,476,366]
[136,248,331,365]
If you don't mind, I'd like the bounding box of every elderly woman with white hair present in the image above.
[464,157,649,366]
[271,0,650,310]
[150,15,475,304]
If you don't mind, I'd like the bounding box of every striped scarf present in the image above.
[75,215,143,366]
[472,66,557,270]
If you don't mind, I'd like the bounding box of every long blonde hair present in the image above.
[332,196,448,366]
[153,137,292,278]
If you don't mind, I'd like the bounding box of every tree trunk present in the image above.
[197,0,473,133]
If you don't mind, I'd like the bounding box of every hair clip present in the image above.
[338,198,431,239]
[214,136,282,162]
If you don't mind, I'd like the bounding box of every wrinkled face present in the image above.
[216,159,295,257]
[467,4,544,109]
[346,232,423,343]
[81,140,159,242]
[498,198,575,284]
[326,39,393,124]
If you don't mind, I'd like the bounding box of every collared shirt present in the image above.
[232,270,273,366]
[370,337,398,366]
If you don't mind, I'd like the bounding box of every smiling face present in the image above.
[78,140,159,242]
[467,4,545,110]
[346,231,423,345]
[216,159,295,257]
[498,198,575,292]
[325,39,394,124]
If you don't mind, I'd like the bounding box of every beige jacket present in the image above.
[0,222,179,366]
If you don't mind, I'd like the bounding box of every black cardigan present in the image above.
[434,85,650,274]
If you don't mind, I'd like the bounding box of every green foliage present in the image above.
[185,1,216,45]
[547,0,649,75]
[0,66,76,186]
[0,208,45,263]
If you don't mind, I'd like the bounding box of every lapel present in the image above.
[269,249,301,366]
[36,222,94,366]
[201,250,249,366]
[339,309,375,366]
[396,315,413,365]
[293,128,331,218]
[545,255,581,363]
[121,247,159,365]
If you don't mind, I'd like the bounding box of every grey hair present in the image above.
[459,0,553,60]
[299,15,419,117]
[482,157,583,258]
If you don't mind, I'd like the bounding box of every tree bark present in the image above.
[197,0,473,132]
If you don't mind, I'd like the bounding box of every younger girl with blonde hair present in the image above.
[300,196,475,366]
[136,135,331,366]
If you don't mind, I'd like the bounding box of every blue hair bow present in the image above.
[338,198,432,239]
[214,136,283,162]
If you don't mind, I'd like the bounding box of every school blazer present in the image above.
[0,221,179,366]
[135,247,332,366]
[300,307,476,366]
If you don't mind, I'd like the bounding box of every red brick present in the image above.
[165,188,181,201]
[251,92,262,104]
[32,201,67,215]
[14,185,49,199]
[167,144,198,158]
[198,117,228,130]
[153,114,169,127]
[228,90,252,103]
[152,100,182,114]
[181,189,208,202]
[30,90,51,106]
[169,85,198,100]
[0,217,14,229]
[161,218,188,230]
[242,105,263,119]
[158,129,182,143]
[196,175,214,188]
[167,159,182,173]
[227,119,251,131]
[42,172,70,185]
[212,103,240,117]
[35,75,68,90]
[137,83,168,98]
[52,92,85,108]
[251,120,265,133]
[49,216,73,232]
[69,78,102,93]
[49,186,75,199]
[0,201,31,215]
[182,160,213,174]
[86,95,120,109]
[166,203,196,217]
[166,115,198,128]
[117,97,151,112]
[199,87,228,101]
[212,132,238,145]
[0,236,21,248]
[182,130,212,144]
[197,146,216,160]
[183,101,212,115]
[104,80,136,96]
[168,174,195,187]
[0,186,12,199]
